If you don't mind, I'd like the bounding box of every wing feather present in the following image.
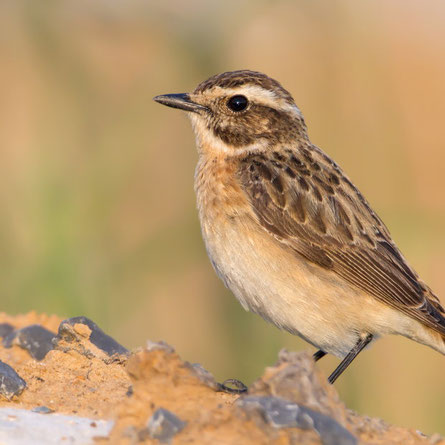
[238,148,445,335]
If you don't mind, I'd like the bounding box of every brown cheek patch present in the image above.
[212,123,255,146]
[211,104,304,148]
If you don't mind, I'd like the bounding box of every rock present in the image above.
[186,362,219,391]
[0,311,440,444]
[237,395,357,445]
[249,349,346,424]
[55,316,129,358]
[0,361,26,400]
[146,340,175,354]
[0,323,14,338]
[31,406,54,414]
[3,325,55,361]
[0,407,113,445]
[145,408,186,444]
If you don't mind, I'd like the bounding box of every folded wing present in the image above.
[238,148,445,335]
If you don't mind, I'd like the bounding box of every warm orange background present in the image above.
[1,0,444,434]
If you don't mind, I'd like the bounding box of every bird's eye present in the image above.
[227,95,248,112]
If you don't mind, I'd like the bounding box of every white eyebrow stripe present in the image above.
[211,85,302,116]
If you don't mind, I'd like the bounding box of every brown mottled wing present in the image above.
[238,148,445,335]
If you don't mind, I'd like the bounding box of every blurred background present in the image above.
[1,0,445,434]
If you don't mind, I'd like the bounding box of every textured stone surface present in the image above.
[0,312,442,445]
[186,362,220,391]
[108,346,443,444]
[238,396,357,445]
[248,349,346,425]
[3,325,55,361]
[145,407,186,443]
[0,407,113,445]
[31,406,54,414]
[55,316,129,358]
[0,361,26,400]
[0,313,131,419]
[0,324,14,339]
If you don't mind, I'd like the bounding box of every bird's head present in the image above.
[154,70,308,156]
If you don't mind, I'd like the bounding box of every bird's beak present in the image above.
[153,93,207,114]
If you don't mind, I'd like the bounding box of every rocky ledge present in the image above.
[0,311,442,444]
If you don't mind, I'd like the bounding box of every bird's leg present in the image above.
[328,333,373,384]
[313,350,327,362]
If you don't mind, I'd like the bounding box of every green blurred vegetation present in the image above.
[1,0,445,434]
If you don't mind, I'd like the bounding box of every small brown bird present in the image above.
[154,70,445,383]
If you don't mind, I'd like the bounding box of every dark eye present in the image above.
[227,95,248,112]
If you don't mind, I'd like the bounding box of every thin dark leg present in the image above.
[328,333,373,384]
[313,350,327,362]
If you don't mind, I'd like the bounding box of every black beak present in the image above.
[153,93,207,113]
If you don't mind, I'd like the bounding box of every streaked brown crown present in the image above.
[194,70,294,105]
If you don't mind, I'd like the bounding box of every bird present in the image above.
[153,70,445,383]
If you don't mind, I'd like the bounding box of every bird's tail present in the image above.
[429,330,445,355]
[421,288,445,355]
